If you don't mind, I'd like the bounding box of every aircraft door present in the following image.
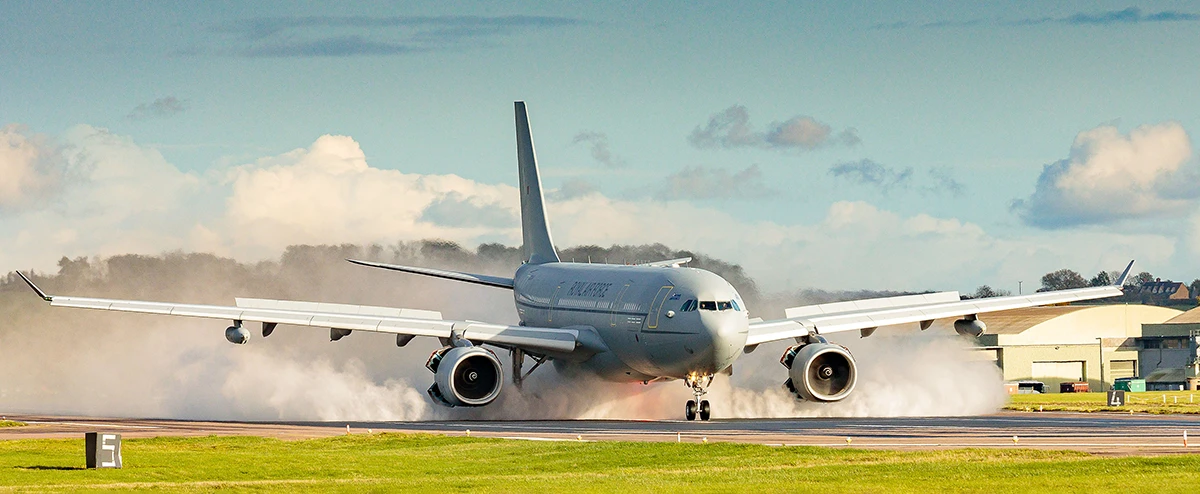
[547,284,562,323]
[646,285,674,330]
[609,283,631,327]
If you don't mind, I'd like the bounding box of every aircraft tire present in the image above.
[685,400,697,421]
[699,400,711,421]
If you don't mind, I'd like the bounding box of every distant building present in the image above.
[1139,307,1200,391]
[1138,279,1192,305]
[970,305,1181,392]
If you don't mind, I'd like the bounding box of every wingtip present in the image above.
[1114,259,1135,286]
[14,271,51,301]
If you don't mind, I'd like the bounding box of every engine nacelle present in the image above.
[953,317,987,337]
[425,346,502,407]
[225,325,250,345]
[780,343,857,402]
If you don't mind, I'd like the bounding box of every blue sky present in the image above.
[3,1,1199,292]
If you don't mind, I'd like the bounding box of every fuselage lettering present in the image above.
[567,281,612,298]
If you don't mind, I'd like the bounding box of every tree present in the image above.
[972,285,1012,299]
[1040,269,1088,292]
[1089,271,1112,287]
[1190,279,1200,299]
[1131,271,1155,287]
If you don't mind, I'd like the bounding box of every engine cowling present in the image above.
[225,325,250,345]
[425,346,503,407]
[953,317,987,337]
[780,343,857,402]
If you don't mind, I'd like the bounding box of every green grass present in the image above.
[0,422,24,429]
[0,434,1198,493]
[1007,391,1200,414]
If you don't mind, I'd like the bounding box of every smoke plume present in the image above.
[0,242,1005,421]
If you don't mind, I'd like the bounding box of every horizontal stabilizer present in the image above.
[347,259,515,289]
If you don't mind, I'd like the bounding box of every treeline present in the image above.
[1035,267,1200,305]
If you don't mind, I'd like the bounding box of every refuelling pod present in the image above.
[953,317,987,337]
[780,343,857,402]
[425,346,503,407]
[225,324,250,345]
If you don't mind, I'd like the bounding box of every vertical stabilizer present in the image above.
[515,101,560,265]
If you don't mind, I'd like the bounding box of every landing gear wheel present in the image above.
[699,400,711,421]
[685,400,698,421]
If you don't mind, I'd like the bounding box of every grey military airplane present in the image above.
[16,102,1132,420]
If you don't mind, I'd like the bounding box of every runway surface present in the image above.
[3,412,1198,455]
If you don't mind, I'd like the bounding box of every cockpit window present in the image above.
[717,301,733,311]
[681,299,697,312]
[699,301,717,311]
[730,300,741,311]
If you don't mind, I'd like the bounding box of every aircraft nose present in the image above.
[702,313,747,372]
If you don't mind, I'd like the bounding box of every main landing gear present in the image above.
[684,374,713,421]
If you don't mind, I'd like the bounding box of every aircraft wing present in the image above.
[14,272,577,354]
[745,260,1134,348]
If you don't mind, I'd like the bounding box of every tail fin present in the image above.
[515,101,560,265]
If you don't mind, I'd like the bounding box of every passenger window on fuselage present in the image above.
[699,301,717,311]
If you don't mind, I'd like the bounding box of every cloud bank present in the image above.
[0,124,1176,293]
[0,125,66,211]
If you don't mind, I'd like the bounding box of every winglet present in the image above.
[14,271,52,301]
[1114,260,1135,286]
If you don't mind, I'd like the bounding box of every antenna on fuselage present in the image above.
[515,101,560,265]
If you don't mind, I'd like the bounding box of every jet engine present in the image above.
[225,324,250,345]
[953,317,986,337]
[780,343,857,402]
[425,345,503,407]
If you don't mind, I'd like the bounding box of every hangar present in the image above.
[1138,306,1200,390]
[972,305,1182,392]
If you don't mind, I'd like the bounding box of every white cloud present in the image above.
[1014,122,1196,228]
[220,135,520,259]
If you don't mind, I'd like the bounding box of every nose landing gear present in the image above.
[684,374,713,421]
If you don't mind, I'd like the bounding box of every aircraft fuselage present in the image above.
[512,262,748,382]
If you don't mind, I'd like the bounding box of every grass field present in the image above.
[0,434,1198,493]
[1007,391,1200,414]
[0,422,24,429]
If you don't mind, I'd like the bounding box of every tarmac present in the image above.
[3,412,1198,455]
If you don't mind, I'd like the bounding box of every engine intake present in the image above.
[426,345,503,407]
[781,343,857,402]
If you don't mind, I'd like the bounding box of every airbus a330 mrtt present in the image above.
[16,102,1133,420]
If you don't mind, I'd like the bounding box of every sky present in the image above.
[2,1,1200,293]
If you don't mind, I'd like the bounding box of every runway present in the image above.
[3,412,1198,455]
